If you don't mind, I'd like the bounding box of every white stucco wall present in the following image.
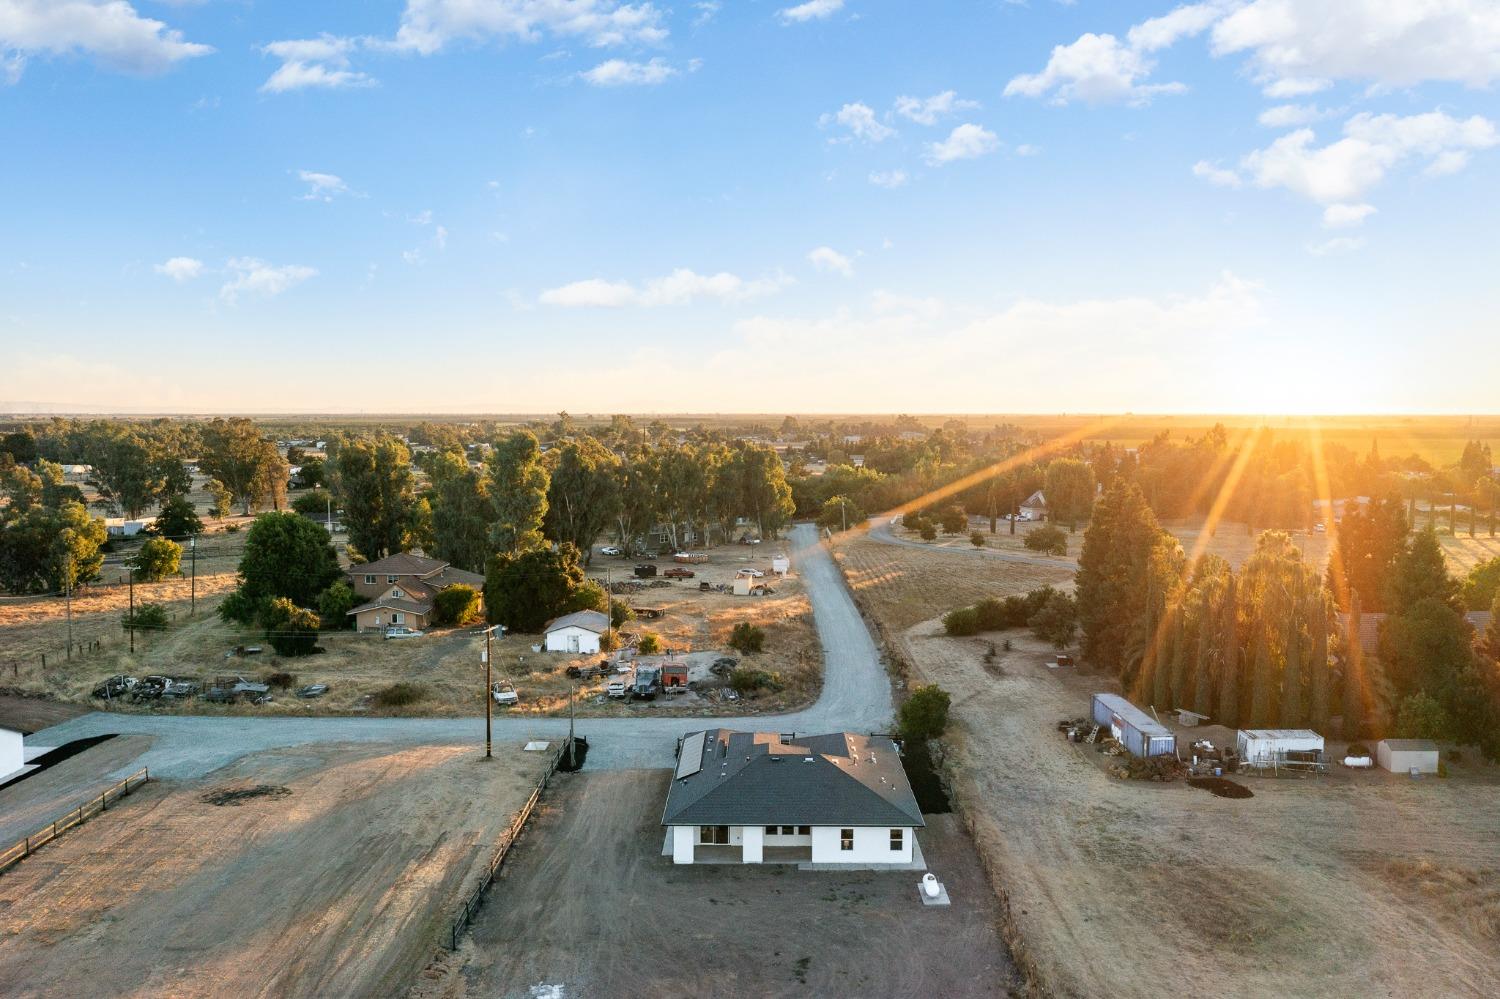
[0,727,24,778]
[544,626,601,654]
[741,824,763,863]
[810,825,913,864]
[672,825,696,864]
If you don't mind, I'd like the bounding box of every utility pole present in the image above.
[568,681,577,769]
[189,535,197,615]
[127,567,135,654]
[477,623,505,759]
[64,571,73,661]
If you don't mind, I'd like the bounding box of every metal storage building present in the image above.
[1377,739,1439,775]
[1236,729,1326,771]
[1089,693,1176,758]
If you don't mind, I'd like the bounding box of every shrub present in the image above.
[899,684,951,741]
[291,489,334,516]
[1395,690,1451,740]
[264,597,321,657]
[121,602,169,630]
[728,622,766,654]
[265,671,297,690]
[131,537,182,582]
[1029,590,1079,649]
[920,522,938,542]
[942,606,981,636]
[373,682,427,708]
[317,581,357,629]
[730,667,780,696]
[638,631,662,655]
[905,515,930,536]
[610,602,635,629]
[431,584,481,626]
[940,508,967,534]
[152,495,202,538]
[970,532,986,548]
[1023,524,1068,556]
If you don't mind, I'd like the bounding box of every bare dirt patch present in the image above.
[0,740,551,998]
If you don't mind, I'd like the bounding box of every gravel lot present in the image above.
[440,770,1020,999]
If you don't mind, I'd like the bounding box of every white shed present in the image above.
[543,610,608,654]
[1236,729,1325,769]
[0,726,26,782]
[1377,739,1439,775]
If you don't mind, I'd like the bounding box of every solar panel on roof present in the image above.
[676,731,706,779]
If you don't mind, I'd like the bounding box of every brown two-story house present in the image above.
[346,552,484,633]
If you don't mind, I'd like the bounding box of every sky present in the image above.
[1,0,1498,415]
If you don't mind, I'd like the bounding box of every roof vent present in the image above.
[803,757,814,764]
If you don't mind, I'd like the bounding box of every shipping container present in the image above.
[1089,693,1176,758]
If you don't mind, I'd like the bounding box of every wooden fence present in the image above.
[0,767,151,876]
[446,747,564,951]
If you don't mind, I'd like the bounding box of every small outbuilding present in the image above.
[1090,693,1176,758]
[1377,738,1439,775]
[1020,490,1048,521]
[543,610,609,655]
[1237,729,1326,772]
[1,726,25,783]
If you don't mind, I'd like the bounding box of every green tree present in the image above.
[939,507,967,534]
[153,495,203,537]
[431,584,482,626]
[1308,584,1332,732]
[483,542,593,632]
[487,431,550,555]
[1395,690,1451,740]
[544,438,620,560]
[0,500,106,594]
[1461,557,1500,612]
[919,521,938,542]
[223,512,341,623]
[1029,590,1078,649]
[331,435,415,561]
[1379,596,1474,708]
[740,443,795,540]
[131,537,182,582]
[1044,457,1095,525]
[1076,481,1174,678]
[264,597,321,657]
[1217,574,1241,728]
[817,495,864,534]
[428,450,491,572]
[199,418,288,515]
[1341,588,1366,740]
[899,685,952,741]
[290,488,334,516]
[1,430,38,464]
[1386,525,1461,613]
[206,479,234,520]
[970,531,986,548]
[1327,495,1408,612]
[638,631,662,655]
[1024,524,1068,556]
[317,580,357,629]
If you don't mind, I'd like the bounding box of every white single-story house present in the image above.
[1377,738,1440,774]
[1020,490,1047,521]
[543,609,609,654]
[104,518,149,538]
[662,729,925,867]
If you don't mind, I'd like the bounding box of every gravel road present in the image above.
[30,524,894,780]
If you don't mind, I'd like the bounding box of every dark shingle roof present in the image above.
[661,729,924,828]
[346,596,432,617]
[353,552,448,577]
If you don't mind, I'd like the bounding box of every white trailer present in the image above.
[1236,729,1326,773]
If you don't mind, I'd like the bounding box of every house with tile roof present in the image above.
[345,552,485,633]
[662,729,925,867]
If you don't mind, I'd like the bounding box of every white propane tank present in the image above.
[922,873,940,899]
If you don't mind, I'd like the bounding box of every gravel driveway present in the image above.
[31,524,894,779]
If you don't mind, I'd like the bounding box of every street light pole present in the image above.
[478,622,505,760]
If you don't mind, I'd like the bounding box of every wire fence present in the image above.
[445,745,564,951]
[0,767,151,876]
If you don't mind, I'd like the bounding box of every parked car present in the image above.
[600,545,622,556]
[296,683,330,698]
[491,680,518,705]
[1312,523,1326,534]
[663,566,694,578]
[631,666,662,700]
[92,674,138,699]
[607,677,629,699]
[737,568,765,578]
[384,626,424,639]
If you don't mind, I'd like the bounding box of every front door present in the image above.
[567,633,580,652]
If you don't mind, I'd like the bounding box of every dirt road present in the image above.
[28,524,895,780]
[446,770,1019,999]
[0,741,550,999]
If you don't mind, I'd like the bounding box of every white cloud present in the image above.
[692,2,720,28]
[868,169,908,189]
[1212,0,1500,91]
[1125,2,1228,52]
[1192,159,1241,188]
[219,258,317,304]
[154,257,203,282]
[777,0,843,25]
[261,35,373,93]
[1015,144,1041,157]
[872,290,943,319]
[539,268,791,307]
[925,123,999,165]
[391,0,669,55]
[1004,31,1188,106]
[1308,236,1364,256]
[1257,103,1332,128]
[581,56,677,86]
[0,0,212,82]
[1241,111,1498,204]
[807,246,854,277]
[893,90,979,126]
[1424,149,1472,177]
[819,102,895,143]
[297,170,350,201]
[1322,202,1376,228]
[1260,77,1331,98]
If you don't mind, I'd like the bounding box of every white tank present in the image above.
[922,873,940,898]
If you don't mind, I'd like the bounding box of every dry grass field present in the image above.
[829,532,1500,998]
[0,739,551,999]
[0,546,818,720]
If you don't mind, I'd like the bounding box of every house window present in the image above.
[392,588,403,598]
[364,575,375,585]
[387,575,399,584]
[765,825,777,835]
[890,829,904,852]
[798,825,810,836]
[840,829,854,851]
[700,825,729,845]
[393,613,404,624]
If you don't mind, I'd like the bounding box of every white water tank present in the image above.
[922,873,940,898]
